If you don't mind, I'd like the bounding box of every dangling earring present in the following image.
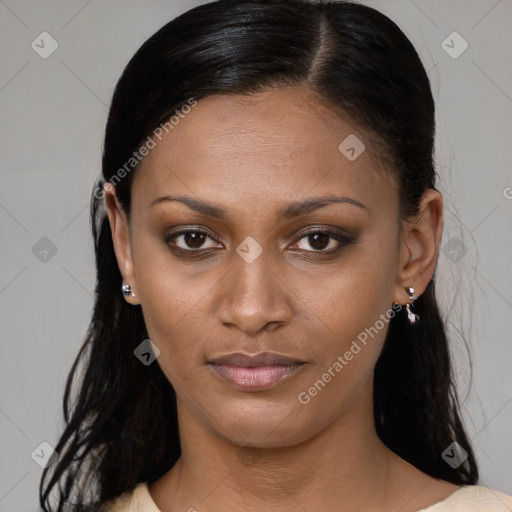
[405,286,419,324]
[122,283,136,298]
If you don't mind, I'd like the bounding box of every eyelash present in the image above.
[162,227,354,258]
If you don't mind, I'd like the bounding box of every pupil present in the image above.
[185,232,206,248]
[309,233,329,250]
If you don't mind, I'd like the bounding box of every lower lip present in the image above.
[209,363,304,391]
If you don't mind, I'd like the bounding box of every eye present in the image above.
[163,229,221,251]
[290,229,353,253]
[163,227,354,256]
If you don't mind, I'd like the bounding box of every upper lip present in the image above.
[207,351,304,367]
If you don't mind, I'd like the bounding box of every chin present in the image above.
[201,395,327,448]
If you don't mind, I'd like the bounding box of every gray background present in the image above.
[0,0,511,510]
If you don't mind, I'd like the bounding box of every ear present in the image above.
[392,189,443,305]
[104,183,140,305]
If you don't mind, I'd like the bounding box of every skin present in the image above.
[105,83,457,511]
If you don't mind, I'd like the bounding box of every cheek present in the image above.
[304,235,398,343]
[288,256,397,435]
[294,233,399,389]
[130,232,214,364]
[137,272,213,395]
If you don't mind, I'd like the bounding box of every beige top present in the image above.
[103,482,512,511]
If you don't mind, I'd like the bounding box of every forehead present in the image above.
[132,84,397,217]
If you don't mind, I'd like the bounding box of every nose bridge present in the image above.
[217,245,292,332]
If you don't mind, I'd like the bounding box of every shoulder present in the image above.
[100,482,161,512]
[420,485,512,511]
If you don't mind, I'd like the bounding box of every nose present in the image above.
[216,250,294,335]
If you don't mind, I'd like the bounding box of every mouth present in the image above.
[206,352,306,392]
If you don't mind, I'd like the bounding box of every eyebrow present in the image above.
[149,194,367,219]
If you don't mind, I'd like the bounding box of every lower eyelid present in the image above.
[292,231,353,251]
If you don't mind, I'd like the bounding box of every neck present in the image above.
[152,379,405,511]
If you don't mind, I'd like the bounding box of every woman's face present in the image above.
[106,84,434,447]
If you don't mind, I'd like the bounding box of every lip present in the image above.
[207,352,306,391]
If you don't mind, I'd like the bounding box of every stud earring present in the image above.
[121,283,136,298]
[405,286,419,324]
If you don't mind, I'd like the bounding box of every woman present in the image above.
[39,0,512,511]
